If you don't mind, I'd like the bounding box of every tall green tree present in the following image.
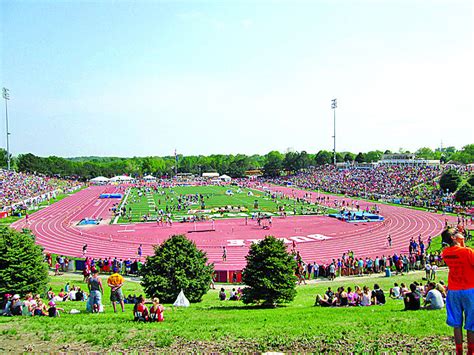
[0,148,10,168]
[241,236,297,306]
[263,151,284,177]
[365,150,383,163]
[140,235,214,303]
[315,150,332,165]
[0,227,49,298]
[455,183,474,204]
[439,169,462,193]
[343,152,356,162]
[355,152,366,163]
[450,144,474,164]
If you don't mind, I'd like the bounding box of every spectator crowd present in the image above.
[0,169,82,212]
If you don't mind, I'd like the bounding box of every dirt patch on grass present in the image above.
[117,334,454,353]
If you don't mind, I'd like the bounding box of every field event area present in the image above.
[116,184,335,223]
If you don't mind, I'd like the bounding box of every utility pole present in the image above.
[331,98,337,165]
[2,88,11,170]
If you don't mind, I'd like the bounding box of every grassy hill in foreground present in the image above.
[0,270,455,352]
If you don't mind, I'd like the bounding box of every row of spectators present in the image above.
[0,169,82,211]
[314,280,445,310]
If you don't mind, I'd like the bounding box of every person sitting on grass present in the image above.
[32,296,48,316]
[133,295,149,322]
[399,283,409,297]
[315,287,337,307]
[441,228,474,355]
[347,287,359,306]
[360,286,371,306]
[403,283,421,311]
[390,283,402,299]
[229,288,239,301]
[219,288,226,301]
[336,287,348,307]
[422,282,444,310]
[371,284,386,305]
[435,282,447,300]
[22,293,35,316]
[8,294,23,316]
[149,297,164,322]
[47,301,64,317]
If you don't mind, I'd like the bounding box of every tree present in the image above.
[263,151,284,177]
[439,169,462,193]
[455,183,474,204]
[0,227,49,298]
[315,150,332,165]
[416,147,434,160]
[283,151,299,173]
[343,152,356,162]
[0,148,9,168]
[241,236,297,306]
[355,152,365,163]
[365,150,383,163]
[140,235,214,303]
[450,144,474,164]
[467,175,474,187]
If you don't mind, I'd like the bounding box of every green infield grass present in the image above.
[0,269,456,352]
[117,185,336,223]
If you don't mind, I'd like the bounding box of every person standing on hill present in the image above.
[87,270,104,313]
[441,228,474,355]
[107,267,125,313]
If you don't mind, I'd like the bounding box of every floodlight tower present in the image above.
[331,98,337,165]
[2,88,11,170]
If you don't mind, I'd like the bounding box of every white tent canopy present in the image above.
[219,174,232,182]
[90,176,110,183]
[202,172,219,178]
[143,175,156,181]
[110,175,134,182]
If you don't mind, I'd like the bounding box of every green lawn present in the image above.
[118,185,336,223]
[0,270,456,352]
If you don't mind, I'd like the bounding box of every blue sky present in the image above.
[1,0,472,157]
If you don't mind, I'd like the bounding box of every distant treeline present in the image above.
[0,145,472,180]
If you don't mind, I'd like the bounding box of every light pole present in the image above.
[331,98,337,165]
[2,88,11,170]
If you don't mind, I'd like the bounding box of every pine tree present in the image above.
[242,236,297,306]
[140,234,214,303]
[0,227,49,298]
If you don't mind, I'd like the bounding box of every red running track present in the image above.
[11,185,456,271]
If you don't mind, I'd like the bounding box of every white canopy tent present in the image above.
[90,176,110,184]
[110,175,134,182]
[143,175,157,181]
[219,174,232,182]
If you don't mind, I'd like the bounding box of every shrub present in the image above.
[241,236,297,306]
[0,227,49,298]
[140,234,214,303]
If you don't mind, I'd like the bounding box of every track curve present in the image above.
[11,185,455,271]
